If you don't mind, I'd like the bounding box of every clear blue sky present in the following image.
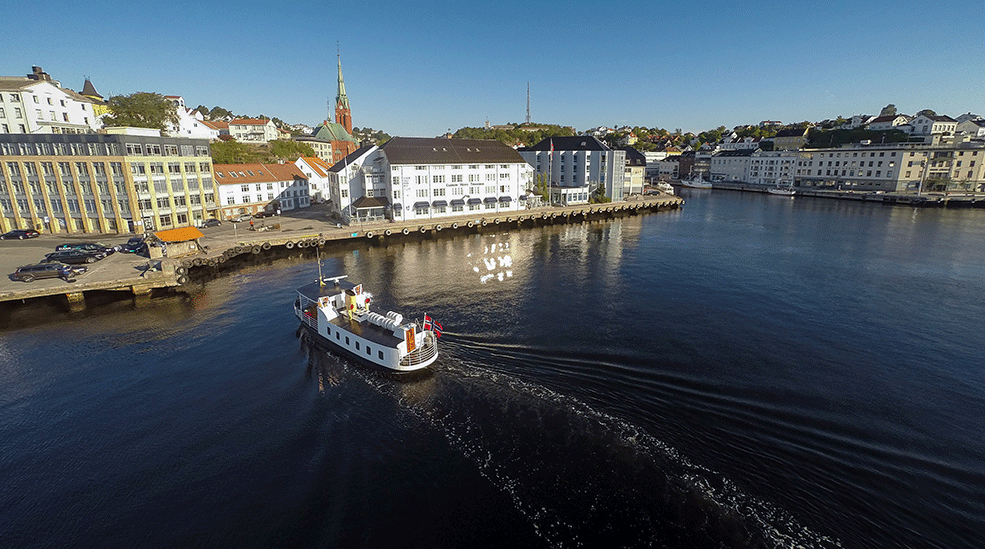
[7,0,983,137]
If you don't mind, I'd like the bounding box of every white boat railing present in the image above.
[400,332,437,367]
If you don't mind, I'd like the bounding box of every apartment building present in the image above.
[329,138,533,222]
[519,136,626,202]
[213,163,310,219]
[0,131,216,235]
[0,67,101,135]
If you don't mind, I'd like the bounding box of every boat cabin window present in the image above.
[336,332,340,340]
[345,336,349,345]
[355,342,360,350]
[378,351,384,360]
[366,346,371,355]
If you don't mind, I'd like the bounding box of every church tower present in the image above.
[335,54,352,135]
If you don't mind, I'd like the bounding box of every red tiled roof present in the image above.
[230,118,272,125]
[298,156,332,177]
[213,163,306,185]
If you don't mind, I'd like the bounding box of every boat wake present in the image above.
[303,338,841,549]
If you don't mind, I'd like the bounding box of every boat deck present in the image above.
[297,279,405,348]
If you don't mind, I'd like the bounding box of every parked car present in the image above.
[201,218,222,228]
[119,236,147,254]
[44,249,105,264]
[11,262,86,282]
[1,229,41,240]
[229,215,249,223]
[55,242,119,254]
[252,211,273,219]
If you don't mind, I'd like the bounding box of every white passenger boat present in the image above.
[766,186,796,196]
[294,275,439,372]
[679,172,713,189]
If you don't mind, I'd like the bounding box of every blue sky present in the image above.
[7,1,983,137]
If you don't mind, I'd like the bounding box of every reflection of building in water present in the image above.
[469,236,514,284]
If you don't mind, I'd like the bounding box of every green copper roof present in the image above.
[314,121,356,143]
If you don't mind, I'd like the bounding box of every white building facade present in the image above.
[164,96,219,140]
[228,118,279,143]
[519,136,627,201]
[214,163,310,218]
[328,138,533,223]
[1,69,100,135]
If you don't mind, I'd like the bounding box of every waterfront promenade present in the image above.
[0,194,683,307]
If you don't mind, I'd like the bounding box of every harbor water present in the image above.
[1,190,983,548]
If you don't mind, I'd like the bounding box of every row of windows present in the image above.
[325,326,387,361]
[411,164,511,170]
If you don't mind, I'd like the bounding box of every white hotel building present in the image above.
[328,137,533,222]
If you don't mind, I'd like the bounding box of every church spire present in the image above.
[335,48,352,134]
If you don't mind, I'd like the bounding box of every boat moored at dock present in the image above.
[294,275,439,372]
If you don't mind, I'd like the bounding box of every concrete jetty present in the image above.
[1,194,684,310]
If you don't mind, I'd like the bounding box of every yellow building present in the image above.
[0,131,218,235]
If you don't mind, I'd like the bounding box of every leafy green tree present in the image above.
[210,106,234,120]
[194,105,210,117]
[103,92,179,131]
[879,104,897,117]
[916,109,937,117]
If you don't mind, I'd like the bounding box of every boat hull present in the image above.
[296,321,438,373]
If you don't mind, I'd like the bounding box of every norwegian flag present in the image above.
[423,314,443,338]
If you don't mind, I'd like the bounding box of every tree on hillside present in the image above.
[210,106,234,120]
[880,104,897,117]
[194,105,210,117]
[917,109,937,117]
[103,92,179,131]
[210,140,262,164]
[268,139,315,160]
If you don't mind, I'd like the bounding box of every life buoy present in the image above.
[251,245,261,254]
[384,229,392,236]
[285,241,295,249]
[177,275,188,285]
[261,242,271,250]
[402,228,410,235]
[452,222,458,229]
[176,266,188,275]
[366,231,374,238]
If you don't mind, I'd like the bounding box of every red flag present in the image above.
[549,138,554,155]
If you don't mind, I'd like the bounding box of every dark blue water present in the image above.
[2,190,983,548]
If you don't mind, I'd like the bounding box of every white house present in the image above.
[328,138,533,223]
[709,149,755,182]
[294,156,334,202]
[908,114,957,136]
[213,162,310,219]
[164,96,219,140]
[228,118,279,143]
[0,67,100,135]
[866,114,911,132]
[956,119,985,139]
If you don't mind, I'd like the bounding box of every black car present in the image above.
[1,229,41,240]
[11,262,86,282]
[252,211,273,219]
[44,249,105,264]
[119,236,147,254]
[55,242,118,255]
[201,218,222,228]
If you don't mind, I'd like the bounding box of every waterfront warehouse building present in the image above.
[519,136,627,202]
[213,162,310,219]
[327,137,533,223]
[0,131,217,235]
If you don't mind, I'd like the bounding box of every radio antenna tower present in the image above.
[526,83,531,125]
